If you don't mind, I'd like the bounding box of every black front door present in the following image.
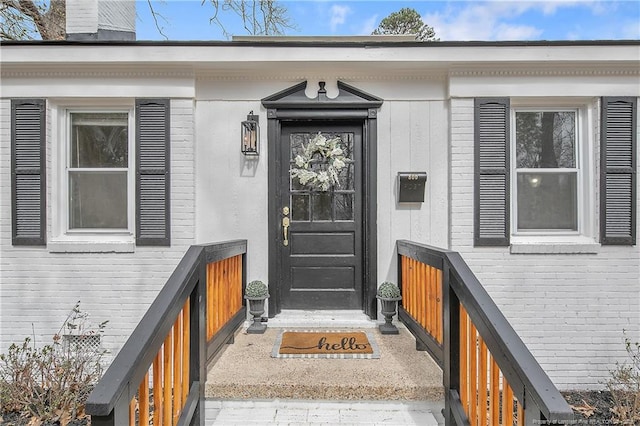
[277,122,363,309]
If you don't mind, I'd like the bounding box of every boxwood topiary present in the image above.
[245,280,269,298]
[377,281,401,299]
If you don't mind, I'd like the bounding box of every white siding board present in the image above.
[98,0,135,32]
[194,99,268,284]
[376,103,394,283]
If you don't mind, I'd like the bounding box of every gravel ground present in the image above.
[0,413,88,425]
[562,390,615,424]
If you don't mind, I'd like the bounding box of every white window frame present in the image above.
[509,99,597,251]
[50,101,135,252]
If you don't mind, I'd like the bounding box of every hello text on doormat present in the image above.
[271,330,380,359]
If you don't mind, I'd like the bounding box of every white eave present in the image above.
[1,41,639,73]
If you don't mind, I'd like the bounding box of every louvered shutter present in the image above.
[136,99,170,246]
[601,97,636,245]
[11,99,46,246]
[474,98,510,246]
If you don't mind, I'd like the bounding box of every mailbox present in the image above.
[397,172,427,203]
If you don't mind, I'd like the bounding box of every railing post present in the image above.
[90,394,129,426]
[523,389,545,426]
[193,252,207,426]
[443,262,461,425]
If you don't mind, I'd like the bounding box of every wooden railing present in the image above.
[86,240,247,426]
[397,240,574,426]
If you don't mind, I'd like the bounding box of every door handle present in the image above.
[282,217,290,246]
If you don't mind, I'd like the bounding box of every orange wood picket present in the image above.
[128,299,191,426]
[400,255,443,345]
[460,305,525,425]
[206,255,243,340]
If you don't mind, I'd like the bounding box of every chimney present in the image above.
[66,0,135,41]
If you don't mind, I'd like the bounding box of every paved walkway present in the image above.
[205,399,443,425]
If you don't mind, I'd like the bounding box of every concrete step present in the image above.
[204,399,444,425]
[205,325,443,401]
[257,309,378,329]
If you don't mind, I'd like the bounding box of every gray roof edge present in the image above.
[1,39,639,48]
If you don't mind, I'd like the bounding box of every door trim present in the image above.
[262,81,383,319]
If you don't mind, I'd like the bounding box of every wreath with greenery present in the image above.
[290,132,347,191]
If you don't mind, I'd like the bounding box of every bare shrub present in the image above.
[0,302,108,425]
[607,332,640,424]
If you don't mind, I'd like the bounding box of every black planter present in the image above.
[377,296,401,334]
[245,296,268,334]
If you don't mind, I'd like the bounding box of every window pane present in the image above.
[337,164,354,190]
[516,111,575,168]
[312,193,332,221]
[291,194,309,221]
[335,193,353,220]
[69,171,127,229]
[517,172,577,230]
[71,113,128,168]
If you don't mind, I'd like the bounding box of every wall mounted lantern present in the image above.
[241,111,259,156]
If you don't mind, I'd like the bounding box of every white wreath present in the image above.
[290,132,347,192]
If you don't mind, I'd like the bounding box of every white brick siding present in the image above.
[450,97,640,390]
[66,0,135,35]
[66,0,99,34]
[0,99,195,360]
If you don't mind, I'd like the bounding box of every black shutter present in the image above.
[601,97,636,245]
[136,99,170,246]
[474,98,510,246]
[11,99,46,246]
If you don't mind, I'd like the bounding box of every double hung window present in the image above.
[68,111,131,231]
[513,110,579,233]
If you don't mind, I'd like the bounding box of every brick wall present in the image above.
[66,0,99,34]
[450,98,640,389]
[0,99,195,360]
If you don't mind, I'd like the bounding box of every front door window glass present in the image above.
[290,132,355,222]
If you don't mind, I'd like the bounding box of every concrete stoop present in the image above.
[204,320,444,424]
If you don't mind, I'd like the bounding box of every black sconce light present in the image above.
[241,111,259,156]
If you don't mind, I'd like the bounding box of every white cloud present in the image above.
[621,21,640,39]
[423,1,631,41]
[329,4,351,32]
[495,23,543,40]
[422,2,556,41]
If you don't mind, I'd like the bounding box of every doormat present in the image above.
[271,330,380,359]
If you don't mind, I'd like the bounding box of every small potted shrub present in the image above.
[244,280,269,334]
[376,281,402,334]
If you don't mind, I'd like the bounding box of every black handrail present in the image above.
[397,240,574,425]
[86,240,247,425]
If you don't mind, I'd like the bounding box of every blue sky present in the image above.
[136,1,640,41]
